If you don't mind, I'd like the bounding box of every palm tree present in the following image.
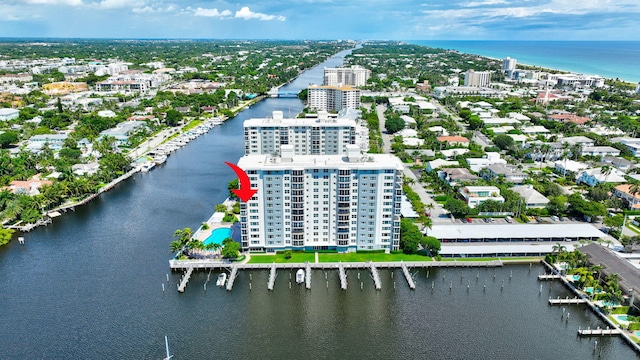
[169,240,183,253]
[552,242,567,262]
[173,227,193,245]
[600,165,612,184]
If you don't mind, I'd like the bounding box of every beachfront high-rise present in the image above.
[243,110,358,155]
[238,145,403,252]
[323,65,371,87]
[307,85,361,112]
[502,57,517,72]
[464,70,492,87]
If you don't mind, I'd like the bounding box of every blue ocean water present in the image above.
[409,41,640,83]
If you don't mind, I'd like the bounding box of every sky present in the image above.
[0,0,639,40]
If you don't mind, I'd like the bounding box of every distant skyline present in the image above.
[1,0,639,40]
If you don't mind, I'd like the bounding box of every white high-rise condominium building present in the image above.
[324,65,371,87]
[502,57,517,72]
[464,70,492,87]
[307,85,361,112]
[238,145,403,252]
[243,110,357,155]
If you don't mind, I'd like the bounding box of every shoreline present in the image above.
[406,40,639,84]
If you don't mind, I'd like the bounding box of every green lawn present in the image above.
[248,253,316,264]
[440,257,541,262]
[318,252,432,263]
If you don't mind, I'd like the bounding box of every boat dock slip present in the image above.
[226,266,238,291]
[549,297,587,305]
[578,328,622,336]
[169,259,503,270]
[305,262,311,290]
[370,263,381,290]
[401,263,416,290]
[267,264,277,291]
[338,263,348,290]
[177,267,194,293]
[538,274,562,280]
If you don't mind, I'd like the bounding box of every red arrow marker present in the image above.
[225,162,258,202]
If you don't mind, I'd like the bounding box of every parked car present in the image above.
[466,218,473,223]
[483,218,490,223]
[490,218,495,223]
[559,216,565,221]
[536,216,543,222]
[505,216,513,223]
[461,218,468,223]
[551,215,559,222]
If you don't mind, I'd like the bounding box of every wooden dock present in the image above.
[177,267,194,293]
[169,259,503,270]
[401,263,416,290]
[226,266,238,291]
[338,263,348,290]
[370,263,382,290]
[538,274,562,280]
[578,327,622,336]
[305,262,311,290]
[267,264,277,291]
[549,297,587,305]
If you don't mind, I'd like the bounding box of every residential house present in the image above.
[554,160,589,176]
[581,146,620,158]
[72,162,100,176]
[576,167,627,187]
[426,159,459,172]
[466,152,506,172]
[614,184,640,209]
[483,163,528,184]
[548,113,591,125]
[459,186,505,209]
[440,148,469,159]
[437,136,469,147]
[428,126,449,136]
[439,168,479,186]
[99,120,147,146]
[2,174,52,196]
[510,185,549,209]
[26,133,69,152]
[603,156,633,171]
[521,126,550,135]
[559,136,595,147]
[0,108,19,121]
[610,138,640,157]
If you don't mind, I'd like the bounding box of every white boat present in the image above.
[216,273,227,287]
[295,269,305,284]
[140,162,155,172]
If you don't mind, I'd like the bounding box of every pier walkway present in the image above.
[267,264,277,291]
[177,267,194,293]
[338,263,348,290]
[538,274,562,280]
[578,328,622,336]
[370,263,381,290]
[549,297,587,305]
[169,259,503,270]
[305,262,311,290]
[226,266,238,291]
[401,263,416,290]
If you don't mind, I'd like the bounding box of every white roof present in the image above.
[482,117,521,125]
[428,159,459,170]
[522,126,549,134]
[396,128,418,138]
[401,195,419,218]
[403,138,424,146]
[400,115,416,124]
[428,224,607,240]
[440,243,578,256]
[0,108,19,115]
[238,153,404,171]
[511,185,549,204]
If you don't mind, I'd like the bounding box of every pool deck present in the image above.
[193,207,236,242]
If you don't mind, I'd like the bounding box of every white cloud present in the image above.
[97,0,144,9]
[463,0,510,7]
[235,6,285,21]
[132,4,175,13]
[23,0,83,5]
[192,7,232,17]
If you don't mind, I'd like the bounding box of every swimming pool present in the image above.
[617,315,629,322]
[204,228,232,246]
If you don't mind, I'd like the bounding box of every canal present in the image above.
[0,48,637,359]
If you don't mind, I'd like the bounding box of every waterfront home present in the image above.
[72,162,100,176]
[510,185,549,208]
[459,186,505,209]
[2,174,52,196]
[613,184,640,209]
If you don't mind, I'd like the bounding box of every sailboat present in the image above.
[163,336,173,360]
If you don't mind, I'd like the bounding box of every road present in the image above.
[375,104,453,224]
[127,127,180,159]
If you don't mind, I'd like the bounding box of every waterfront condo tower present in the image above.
[463,70,492,87]
[243,110,359,156]
[307,85,361,112]
[238,145,403,252]
[323,65,371,87]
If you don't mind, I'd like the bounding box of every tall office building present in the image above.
[307,85,361,112]
[243,110,357,155]
[323,65,371,87]
[502,57,517,72]
[463,70,491,87]
[239,145,403,252]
